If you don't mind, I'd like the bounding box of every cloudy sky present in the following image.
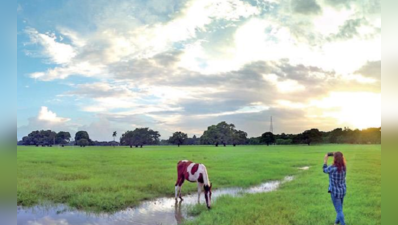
[17,0,380,141]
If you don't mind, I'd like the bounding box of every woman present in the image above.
[323,152,347,225]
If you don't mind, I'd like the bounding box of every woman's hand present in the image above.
[324,154,329,165]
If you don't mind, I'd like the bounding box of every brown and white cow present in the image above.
[175,160,213,209]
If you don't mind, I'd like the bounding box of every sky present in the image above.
[17,0,381,141]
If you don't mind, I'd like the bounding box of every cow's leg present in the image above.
[178,179,185,201]
[197,183,203,203]
[175,185,179,200]
[175,178,182,200]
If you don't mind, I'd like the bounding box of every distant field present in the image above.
[17,145,381,224]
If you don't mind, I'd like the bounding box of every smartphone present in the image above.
[327,152,334,157]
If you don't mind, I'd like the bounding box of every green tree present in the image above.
[55,131,71,147]
[216,122,235,146]
[20,130,57,146]
[360,127,381,144]
[260,132,275,146]
[329,128,343,143]
[276,139,293,145]
[169,131,188,147]
[302,129,323,145]
[120,128,160,148]
[200,122,238,147]
[248,137,261,145]
[201,125,222,146]
[112,131,117,147]
[75,131,91,146]
[232,130,248,146]
[77,138,89,147]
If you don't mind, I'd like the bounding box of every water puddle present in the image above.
[17,174,301,225]
[298,166,310,170]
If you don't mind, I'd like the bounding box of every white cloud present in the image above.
[262,74,306,93]
[276,100,306,109]
[24,0,380,80]
[24,0,259,81]
[313,6,354,36]
[37,106,70,123]
[26,28,76,64]
[194,104,270,118]
[57,28,86,47]
[17,107,74,140]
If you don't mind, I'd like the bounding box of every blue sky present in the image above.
[17,0,381,141]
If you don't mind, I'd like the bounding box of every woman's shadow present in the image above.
[174,200,186,224]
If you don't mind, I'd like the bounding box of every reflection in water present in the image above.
[17,175,300,225]
[175,200,185,225]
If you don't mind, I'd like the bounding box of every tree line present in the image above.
[248,127,381,146]
[18,122,381,148]
[18,130,116,147]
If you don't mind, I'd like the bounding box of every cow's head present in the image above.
[204,183,212,209]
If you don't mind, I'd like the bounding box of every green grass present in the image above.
[17,145,381,224]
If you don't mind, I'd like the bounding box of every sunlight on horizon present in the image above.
[313,92,381,130]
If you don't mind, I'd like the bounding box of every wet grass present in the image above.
[17,145,380,224]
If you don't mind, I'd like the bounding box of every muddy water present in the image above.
[17,176,296,225]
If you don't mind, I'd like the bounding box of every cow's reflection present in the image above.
[174,200,185,224]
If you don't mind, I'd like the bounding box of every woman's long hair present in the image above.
[333,152,346,173]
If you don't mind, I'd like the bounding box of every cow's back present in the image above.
[177,160,192,178]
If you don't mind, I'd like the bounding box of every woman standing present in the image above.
[323,152,347,225]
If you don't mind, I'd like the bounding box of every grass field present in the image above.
[17,145,381,224]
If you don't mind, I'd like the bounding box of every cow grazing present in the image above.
[175,160,213,209]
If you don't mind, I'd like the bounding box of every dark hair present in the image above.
[333,152,346,173]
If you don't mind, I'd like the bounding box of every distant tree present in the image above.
[302,129,323,145]
[75,131,92,146]
[348,129,361,144]
[159,139,172,145]
[292,133,303,144]
[55,131,71,147]
[231,130,248,146]
[260,132,276,146]
[329,128,344,143]
[169,131,188,147]
[185,135,200,145]
[216,122,235,146]
[120,131,134,147]
[192,135,199,145]
[112,131,117,147]
[77,138,89,147]
[120,128,160,148]
[248,137,261,145]
[20,130,57,146]
[276,139,293,145]
[360,127,381,144]
[201,122,239,147]
[200,125,221,146]
[280,133,289,140]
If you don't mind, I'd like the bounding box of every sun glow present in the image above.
[312,92,381,130]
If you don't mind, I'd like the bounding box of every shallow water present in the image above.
[298,166,310,170]
[17,176,296,225]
